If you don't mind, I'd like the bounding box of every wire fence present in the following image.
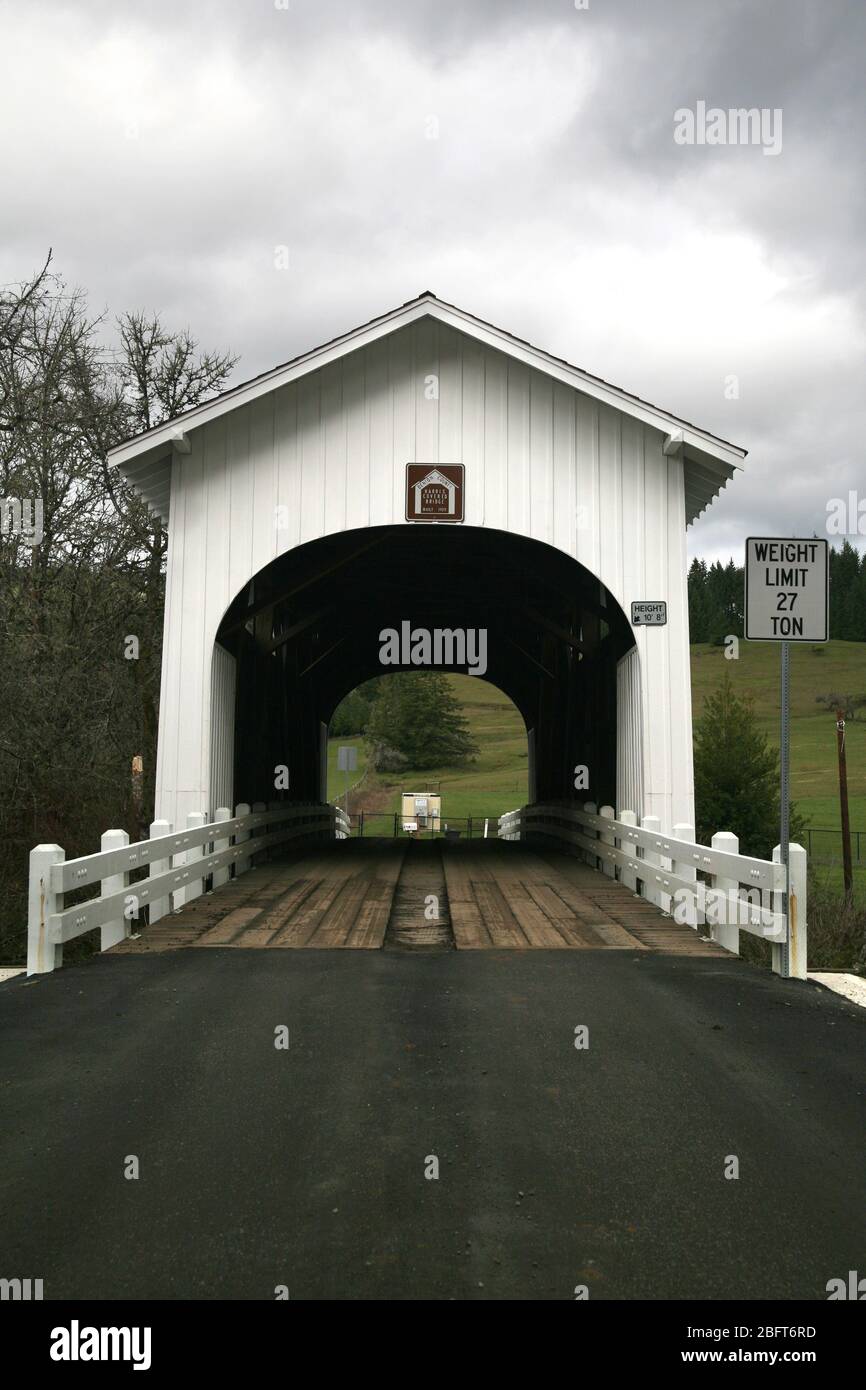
[339,811,500,840]
[803,828,865,865]
[335,813,865,862]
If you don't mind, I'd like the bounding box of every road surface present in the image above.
[2,922,863,1299]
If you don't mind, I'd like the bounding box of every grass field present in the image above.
[691,640,866,828]
[327,675,528,826]
[692,640,866,896]
[327,641,866,851]
[326,734,368,806]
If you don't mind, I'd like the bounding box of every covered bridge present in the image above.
[108,292,746,837]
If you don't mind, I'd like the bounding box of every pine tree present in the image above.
[687,558,709,641]
[366,672,479,770]
[694,671,805,860]
[329,678,382,736]
[829,540,862,639]
[724,558,744,637]
[687,556,747,644]
[852,552,866,641]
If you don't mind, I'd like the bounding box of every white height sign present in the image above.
[745,537,828,642]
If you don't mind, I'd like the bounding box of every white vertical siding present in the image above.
[367,339,391,527]
[154,455,181,821]
[390,328,415,523]
[154,318,695,833]
[598,404,622,600]
[506,359,530,534]
[414,317,439,466]
[201,418,230,806]
[275,382,301,554]
[175,431,206,821]
[640,430,674,828]
[665,444,694,828]
[228,405,253,602]
[437,326,463,470]
[299,374,323,543]
[620,416,644,616]
[250,394,277,574]
[461,336,484,524]
[210,643,237,816]
[344,353,369,527]
[551,382,575,557]
[483,349,507,531]
[575,396,600,577]
[617,645,643,817]
[322,361,346,537]
[529,372,553,545]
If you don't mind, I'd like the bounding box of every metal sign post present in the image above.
[337,745,357,819]
[744,537,828,977]
[779,640,790,976]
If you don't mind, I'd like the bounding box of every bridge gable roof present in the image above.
[109,290,746,526]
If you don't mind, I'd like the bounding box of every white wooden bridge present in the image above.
[26,293,807,980]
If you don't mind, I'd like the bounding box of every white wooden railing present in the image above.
[28,801,351,976]
[498,801,807,980]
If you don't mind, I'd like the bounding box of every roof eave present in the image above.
[108,292,747,476]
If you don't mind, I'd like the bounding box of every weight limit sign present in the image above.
[744,537,829,643]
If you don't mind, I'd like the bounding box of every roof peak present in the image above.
[110,290,747,532]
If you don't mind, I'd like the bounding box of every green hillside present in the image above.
[691,640,866,827]
[327,675,528,827]
[326,734,368,807]
[327,642,866,851]
[692,641,866,896]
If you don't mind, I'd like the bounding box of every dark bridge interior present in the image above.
[215,526,635,809]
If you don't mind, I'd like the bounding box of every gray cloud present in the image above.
[1,0,863,563]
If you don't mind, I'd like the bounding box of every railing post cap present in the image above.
[711,830,739,848]
[101,828,129,845]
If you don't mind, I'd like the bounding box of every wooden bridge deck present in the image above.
[108,840,727,956]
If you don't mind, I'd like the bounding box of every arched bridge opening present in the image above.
[211,525,638,816]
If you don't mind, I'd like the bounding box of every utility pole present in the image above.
[835,708,853,899]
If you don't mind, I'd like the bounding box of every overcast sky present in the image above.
[1,0,863,563]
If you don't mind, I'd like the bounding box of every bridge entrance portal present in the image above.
[211,525,637,815]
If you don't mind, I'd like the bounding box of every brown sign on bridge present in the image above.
[406,464,464,522]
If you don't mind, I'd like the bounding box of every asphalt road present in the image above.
[1,946,864,1300]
